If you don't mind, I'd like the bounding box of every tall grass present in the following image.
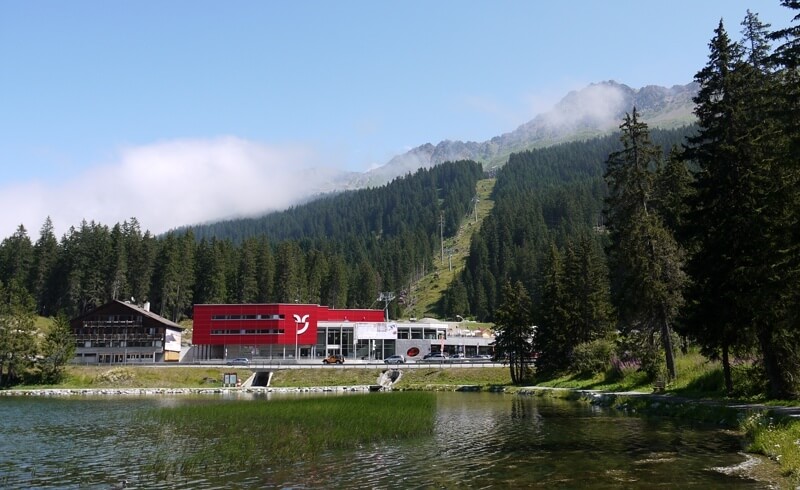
[138,392,435,477]
[741,412,800,485]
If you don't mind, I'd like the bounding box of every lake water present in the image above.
[0,392,771,488]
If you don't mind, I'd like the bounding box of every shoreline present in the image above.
[0,385,380,396]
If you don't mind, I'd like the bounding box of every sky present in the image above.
[0,1,793,240]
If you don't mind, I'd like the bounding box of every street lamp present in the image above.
[295,320,300,360]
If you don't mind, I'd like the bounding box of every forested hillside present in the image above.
[0,160,483,322]
[183,159,481,243]
[440,127,692,322]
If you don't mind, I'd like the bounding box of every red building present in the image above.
[192,303,386,361]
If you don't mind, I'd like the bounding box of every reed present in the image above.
[138,392,435,477]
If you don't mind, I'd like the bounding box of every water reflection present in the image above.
[0,392,767,489]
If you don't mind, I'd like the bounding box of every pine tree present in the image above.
[562,234,615,346]
[323,254,349,309]
[30,217,58,315]
[254,238,274,303]
[685,16,799,397]
[236,239,258,303]
[0,279,37,387]
[493,280,535,384]
[194,238,228,304]
[274,241,305,303]
[0,225,33,288]
[38,312,75,383]
[533,242,570,374]
[605,109,686,380]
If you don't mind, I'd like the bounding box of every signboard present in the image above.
[165,329,181,351]
[355,322,397,340]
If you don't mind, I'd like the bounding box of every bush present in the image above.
[570,339,614,376]
[608,356,641,381]
[730,361,767,399]
[614,330,665,380]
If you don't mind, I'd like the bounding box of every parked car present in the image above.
[470,354,493,360]
[226,357,250,366]
[450,353,466,360]
[422,352,448,362]
[322,354,345,364]
[384,354,405,364]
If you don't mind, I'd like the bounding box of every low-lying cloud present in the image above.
[542,82,626,129]
[0,137,340,240]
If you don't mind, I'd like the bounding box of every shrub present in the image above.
[608,356,641,381]
[94,368,136,384]
[614,330,664,380]
[730,361,767,399]
[570,339,614,376]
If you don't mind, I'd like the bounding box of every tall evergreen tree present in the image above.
[123,218,154,305]
[0,279,37,387]
[38,312,75,383]
[274,241,305,303]
[0,225,33,289]
[493,280,535,384]
[323,254,349,309]
[30,217,58,315]
[605,109,686,380]
[194,238,228,304]
[236,239,259,303]
[684,17,800,397]
[108,224,129,301]
[533,243,570,374]
[305,250,329,306]
[254,238,274,303]
[562,234,615,346]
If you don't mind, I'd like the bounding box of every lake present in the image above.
[0,391,770,488]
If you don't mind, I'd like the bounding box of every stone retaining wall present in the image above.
[0,385,381,396]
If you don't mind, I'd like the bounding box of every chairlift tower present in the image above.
[378,291,395,321]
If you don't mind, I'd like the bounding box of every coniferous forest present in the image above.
[1,2,799,396]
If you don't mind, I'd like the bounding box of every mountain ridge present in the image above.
[174,80,698,231]
[350,81,697,188]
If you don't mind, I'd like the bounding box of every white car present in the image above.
[384,354,406,364]
[226,357,250,366]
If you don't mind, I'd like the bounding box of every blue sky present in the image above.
[0,1,793,238]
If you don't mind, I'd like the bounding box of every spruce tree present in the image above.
[604,109,686,380]
[533,243,570,374]
[493,280,535,384]
[685,17,799,397]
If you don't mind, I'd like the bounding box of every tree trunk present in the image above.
[758,325,798,400]
[722,342,733,396]
[660,307,676,380]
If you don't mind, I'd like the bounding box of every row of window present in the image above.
[79,340,162,348]
[211,314,285,320]
[87,315,143,323]
[211,329,285,335]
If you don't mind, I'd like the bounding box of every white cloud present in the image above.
[542,83,626,129]
[0,137,340,240]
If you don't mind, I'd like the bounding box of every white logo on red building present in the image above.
[292,314,310,334]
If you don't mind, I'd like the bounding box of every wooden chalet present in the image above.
[70,300,184,364]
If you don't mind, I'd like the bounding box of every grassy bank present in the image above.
[11,364,512,390]
[742,412,800,483]
[141,391,436,477]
